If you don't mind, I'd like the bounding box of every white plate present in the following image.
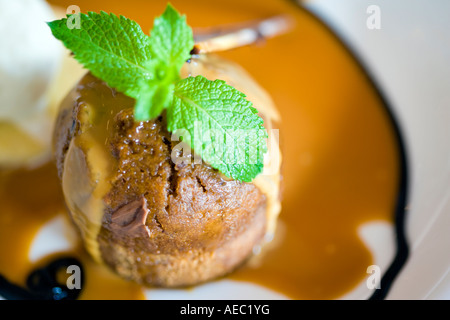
[1,0,448,300]
[305,0,450,299]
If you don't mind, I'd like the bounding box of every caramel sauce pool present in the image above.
[0,164,144,299]
[0,0,399,299]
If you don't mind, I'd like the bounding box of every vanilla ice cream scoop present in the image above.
[0,0,85,168]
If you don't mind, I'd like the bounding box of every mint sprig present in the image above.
[47,11,152,98]
[48,4,267,182]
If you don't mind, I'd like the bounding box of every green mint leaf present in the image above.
[135,3,194,120]
[47,11,152,98]
[134,60,178,120]
[135,81,174,120]
[148,3,194,71]
[169,76,268,182]
[134,4,193,120]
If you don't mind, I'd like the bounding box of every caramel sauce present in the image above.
[0,0,399,299]
[0,164,145,299]
[0,163,64,286]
